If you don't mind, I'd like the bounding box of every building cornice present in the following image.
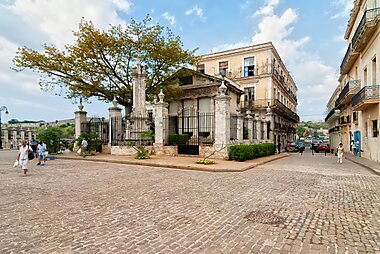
[344,0,362,40]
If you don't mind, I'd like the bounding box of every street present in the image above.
[0,149,379,253]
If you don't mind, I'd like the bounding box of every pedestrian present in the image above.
[352,140,357,155]
[36,141,47,166]
[355,140,360,155]
[350,140,354,152]
[81,139,88,158]
[277,141,281,154]
[299,145,304,155]
[17,140,33,176]
[337,143,344,164]
[10,141,13,149]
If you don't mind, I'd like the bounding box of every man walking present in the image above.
[81,139,88,158]
[337,143,344,164]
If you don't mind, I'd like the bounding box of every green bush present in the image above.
[68,143,74,151]
[168,134,189,145]
[229,143,276,161]
[76,132,102,153]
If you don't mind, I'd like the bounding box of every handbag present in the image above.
[28,145,34,160]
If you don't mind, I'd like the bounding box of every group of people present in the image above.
[17,140,47,176]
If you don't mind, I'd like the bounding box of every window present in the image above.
[243,57,255,77]
[364,67,368,86]
[365,122,368,137]
[197,64,205,74]
[244,87,255,107]
[353,112,358,122]
[372,120,378,137]
[218,61,228,75]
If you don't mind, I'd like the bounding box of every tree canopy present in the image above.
[13,16,198,107]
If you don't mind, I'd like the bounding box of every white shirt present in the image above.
[81,140,88,148]
[19,145,33,160]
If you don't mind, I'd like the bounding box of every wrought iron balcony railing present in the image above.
[352,7,380,50]
[352,85,380,108]
[335,80,361,107]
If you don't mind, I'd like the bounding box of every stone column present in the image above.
[108,97,122,146]
[246,110,254,143]
[154,90,169,146]
[20,130,25,140]
[74,103,87,139]
[255,114,261,142]
[214,80,231,147]
[236,109,244,143]
[27,129,32,141]
[3,129,8,148]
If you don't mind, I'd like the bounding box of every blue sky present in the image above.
[0,0,353,122]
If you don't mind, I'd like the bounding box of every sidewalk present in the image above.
[56,152,289,173]
[344,152,380,176]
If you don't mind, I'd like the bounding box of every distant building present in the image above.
[326,0,380,161]
[198,42,299,146]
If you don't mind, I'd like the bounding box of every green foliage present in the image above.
[168,134,189,145]
[140,130,154,139]
[297,126,306,137]
[76,132,101,153]
[13,16,197,107]
[36,127,63,153]
[68,143,74,151]
[196,159,215,165]
[8,119,44,124]
[229,143,276,162]
[135,146,150,159]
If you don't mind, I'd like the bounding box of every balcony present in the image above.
[352,85,380,110]
[244,99,271,110]
[340,7,380,74]
[335,80,361,107]
[272,99,300,123]
[325,108,340,123]
[329,126,340,133]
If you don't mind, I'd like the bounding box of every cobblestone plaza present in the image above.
[0,150,379,253]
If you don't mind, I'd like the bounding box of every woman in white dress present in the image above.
[17,140,33,176]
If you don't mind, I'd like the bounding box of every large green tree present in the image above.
[13,16,197,107]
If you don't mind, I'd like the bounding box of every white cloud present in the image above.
[162,12,176,25]
[331,0,354,19]
[185,5,205,21]
[254,0,280,16]
[4,0,131,48]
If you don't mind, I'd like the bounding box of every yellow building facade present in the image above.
[326,0,380,160]
[198,42,299,146]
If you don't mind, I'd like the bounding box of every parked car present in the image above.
[315,142,330,153]
[286,141,299,152]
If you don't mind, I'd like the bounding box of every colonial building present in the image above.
[326,0,380,161]
[197,42,299,147]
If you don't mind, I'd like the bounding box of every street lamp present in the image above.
[0,106,9,149]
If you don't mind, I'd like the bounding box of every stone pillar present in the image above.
[266,110,274,142]
[214,80,231,147]
[236,109,244,143]
[129,54,149,139]
[74,103,87,139]
[255,114,261,142]
[154,90,169,146]
[246,110,254,143]
[108,97,122,146]
[27,129,32,141]
[20,130,25,140]
[12,130,17,145]
[3,129,8,148]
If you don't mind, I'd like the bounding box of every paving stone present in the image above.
[0,150,379,253]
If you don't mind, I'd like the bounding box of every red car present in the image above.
[315,142,330,153]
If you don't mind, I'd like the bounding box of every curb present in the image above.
[56,154,289,173]
[344,156,380,176]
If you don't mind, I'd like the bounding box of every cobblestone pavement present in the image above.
[0,149,379,254]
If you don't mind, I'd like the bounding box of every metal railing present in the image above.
[273,99,300,123]
[352,85,380,107]
[352,7,380,49]
[335,80,361,107]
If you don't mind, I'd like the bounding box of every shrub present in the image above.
[76,132,102,153]
[229,143,276,161]
[168,134,189,145]
[135,146,150,159]
[68,143,74,151]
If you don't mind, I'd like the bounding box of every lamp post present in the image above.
[0,106,9,149]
